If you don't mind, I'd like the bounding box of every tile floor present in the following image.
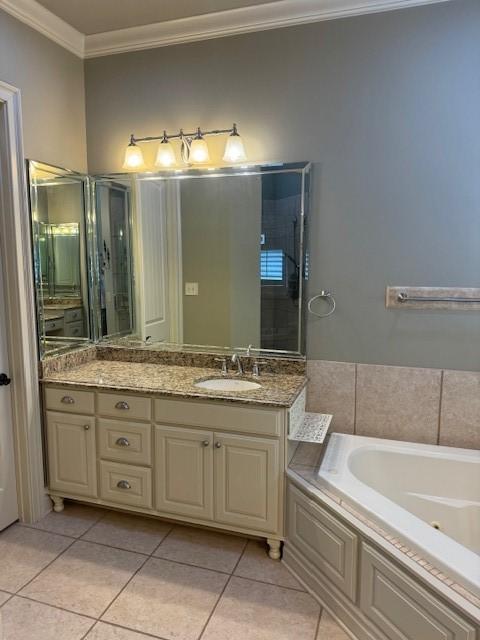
[0,502,351,640]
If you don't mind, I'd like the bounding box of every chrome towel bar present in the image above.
[398,292,480,303]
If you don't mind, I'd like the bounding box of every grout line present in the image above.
[314,606,324,639]
[14,593,98,621]
[79,619,98,640]
[149,523,175,556]
[437,370,444,445]
[0,592,14,609]
[197,538,248,640]
[86,619,170,640]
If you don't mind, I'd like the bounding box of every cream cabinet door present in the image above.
[46,411,97,497]
[214,433,279,533]
[155,425,214,520]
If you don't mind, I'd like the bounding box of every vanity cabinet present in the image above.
[44,385,288,556]
[46,412,97,498]
[214,433,279,532]
[155,425,214,520]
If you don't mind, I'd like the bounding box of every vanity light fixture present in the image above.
[123,135,146,170]
[154,131,176,168]
[123,123,247,169]
[223,123,247,163]
[189,128,210,164]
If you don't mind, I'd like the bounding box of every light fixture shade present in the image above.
[155,139,176,167]
[223,132,247,163]
[122,142,145,170]
[190,137,210,164]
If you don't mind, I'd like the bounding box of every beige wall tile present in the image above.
[356,364,441,443]
[306,361,356,434]
[439,370,480,449]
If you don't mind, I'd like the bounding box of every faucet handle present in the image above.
[252,359,268,377]
[214,357,228,375]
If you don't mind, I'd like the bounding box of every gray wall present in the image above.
[0,9,87,171]
[82,0,479,370]
[181,176,261,348]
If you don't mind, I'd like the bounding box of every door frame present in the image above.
[0,79,50,522]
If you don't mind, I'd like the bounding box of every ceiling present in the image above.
[35,0,282,35]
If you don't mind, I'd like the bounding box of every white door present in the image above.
[0,247,18,530]
[136,181,182,343]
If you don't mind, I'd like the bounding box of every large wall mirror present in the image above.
[28,161,92,356]
[29,161,310,358]
[94,162,310,355]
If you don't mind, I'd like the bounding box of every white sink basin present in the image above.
[195,378,262,391]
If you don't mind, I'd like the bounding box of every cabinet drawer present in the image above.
[98,419,152,465]
[98,392,151,421]
[360,544,476,640]
[65,308,83,323]
[64,321,84,337]
[44,318,64,333]
[45,387,95,414]
[154,398,283,436]
[99,461,152,509]
[287,483,357,601]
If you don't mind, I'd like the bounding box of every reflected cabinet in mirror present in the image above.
[93,162,310,355]
[29,161,92,357]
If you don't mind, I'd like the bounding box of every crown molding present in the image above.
[0,0,84,57]
[84,0,451,58]
[0,0,451,59]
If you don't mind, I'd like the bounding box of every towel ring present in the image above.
[308,291,336,318]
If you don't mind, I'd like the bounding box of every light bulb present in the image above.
[155,137,176,167]
[223,124,247,163]
[189,128,210,164]
[122,138,145,170]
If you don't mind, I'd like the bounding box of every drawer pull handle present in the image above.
[61,396,75,404]
[115,401,130,410]
[117,480,131,490]
[116,437,130,447]
[202,440,210,447]
[215,442,222,449]
[84,424,90,431]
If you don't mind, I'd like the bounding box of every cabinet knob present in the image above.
[116,437,130,447]
[61,396,75,404]
[84,424,90,430]
[115,401,130,410]
[117,480,131,490]
[215,442,222,449]
[202,440,210,447]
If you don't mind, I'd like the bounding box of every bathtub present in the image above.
[317,433,480,598]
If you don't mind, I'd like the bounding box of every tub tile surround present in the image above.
[307,360,480,449]
[0,506,346,640]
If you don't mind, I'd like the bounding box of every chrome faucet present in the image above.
[214,357,228,375]
[231,353,244,375]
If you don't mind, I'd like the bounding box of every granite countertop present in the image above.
[42,359,306,407]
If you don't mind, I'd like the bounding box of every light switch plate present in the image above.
[185,282,199,296]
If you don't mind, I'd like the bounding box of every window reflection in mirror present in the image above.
[28,161,91,356]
